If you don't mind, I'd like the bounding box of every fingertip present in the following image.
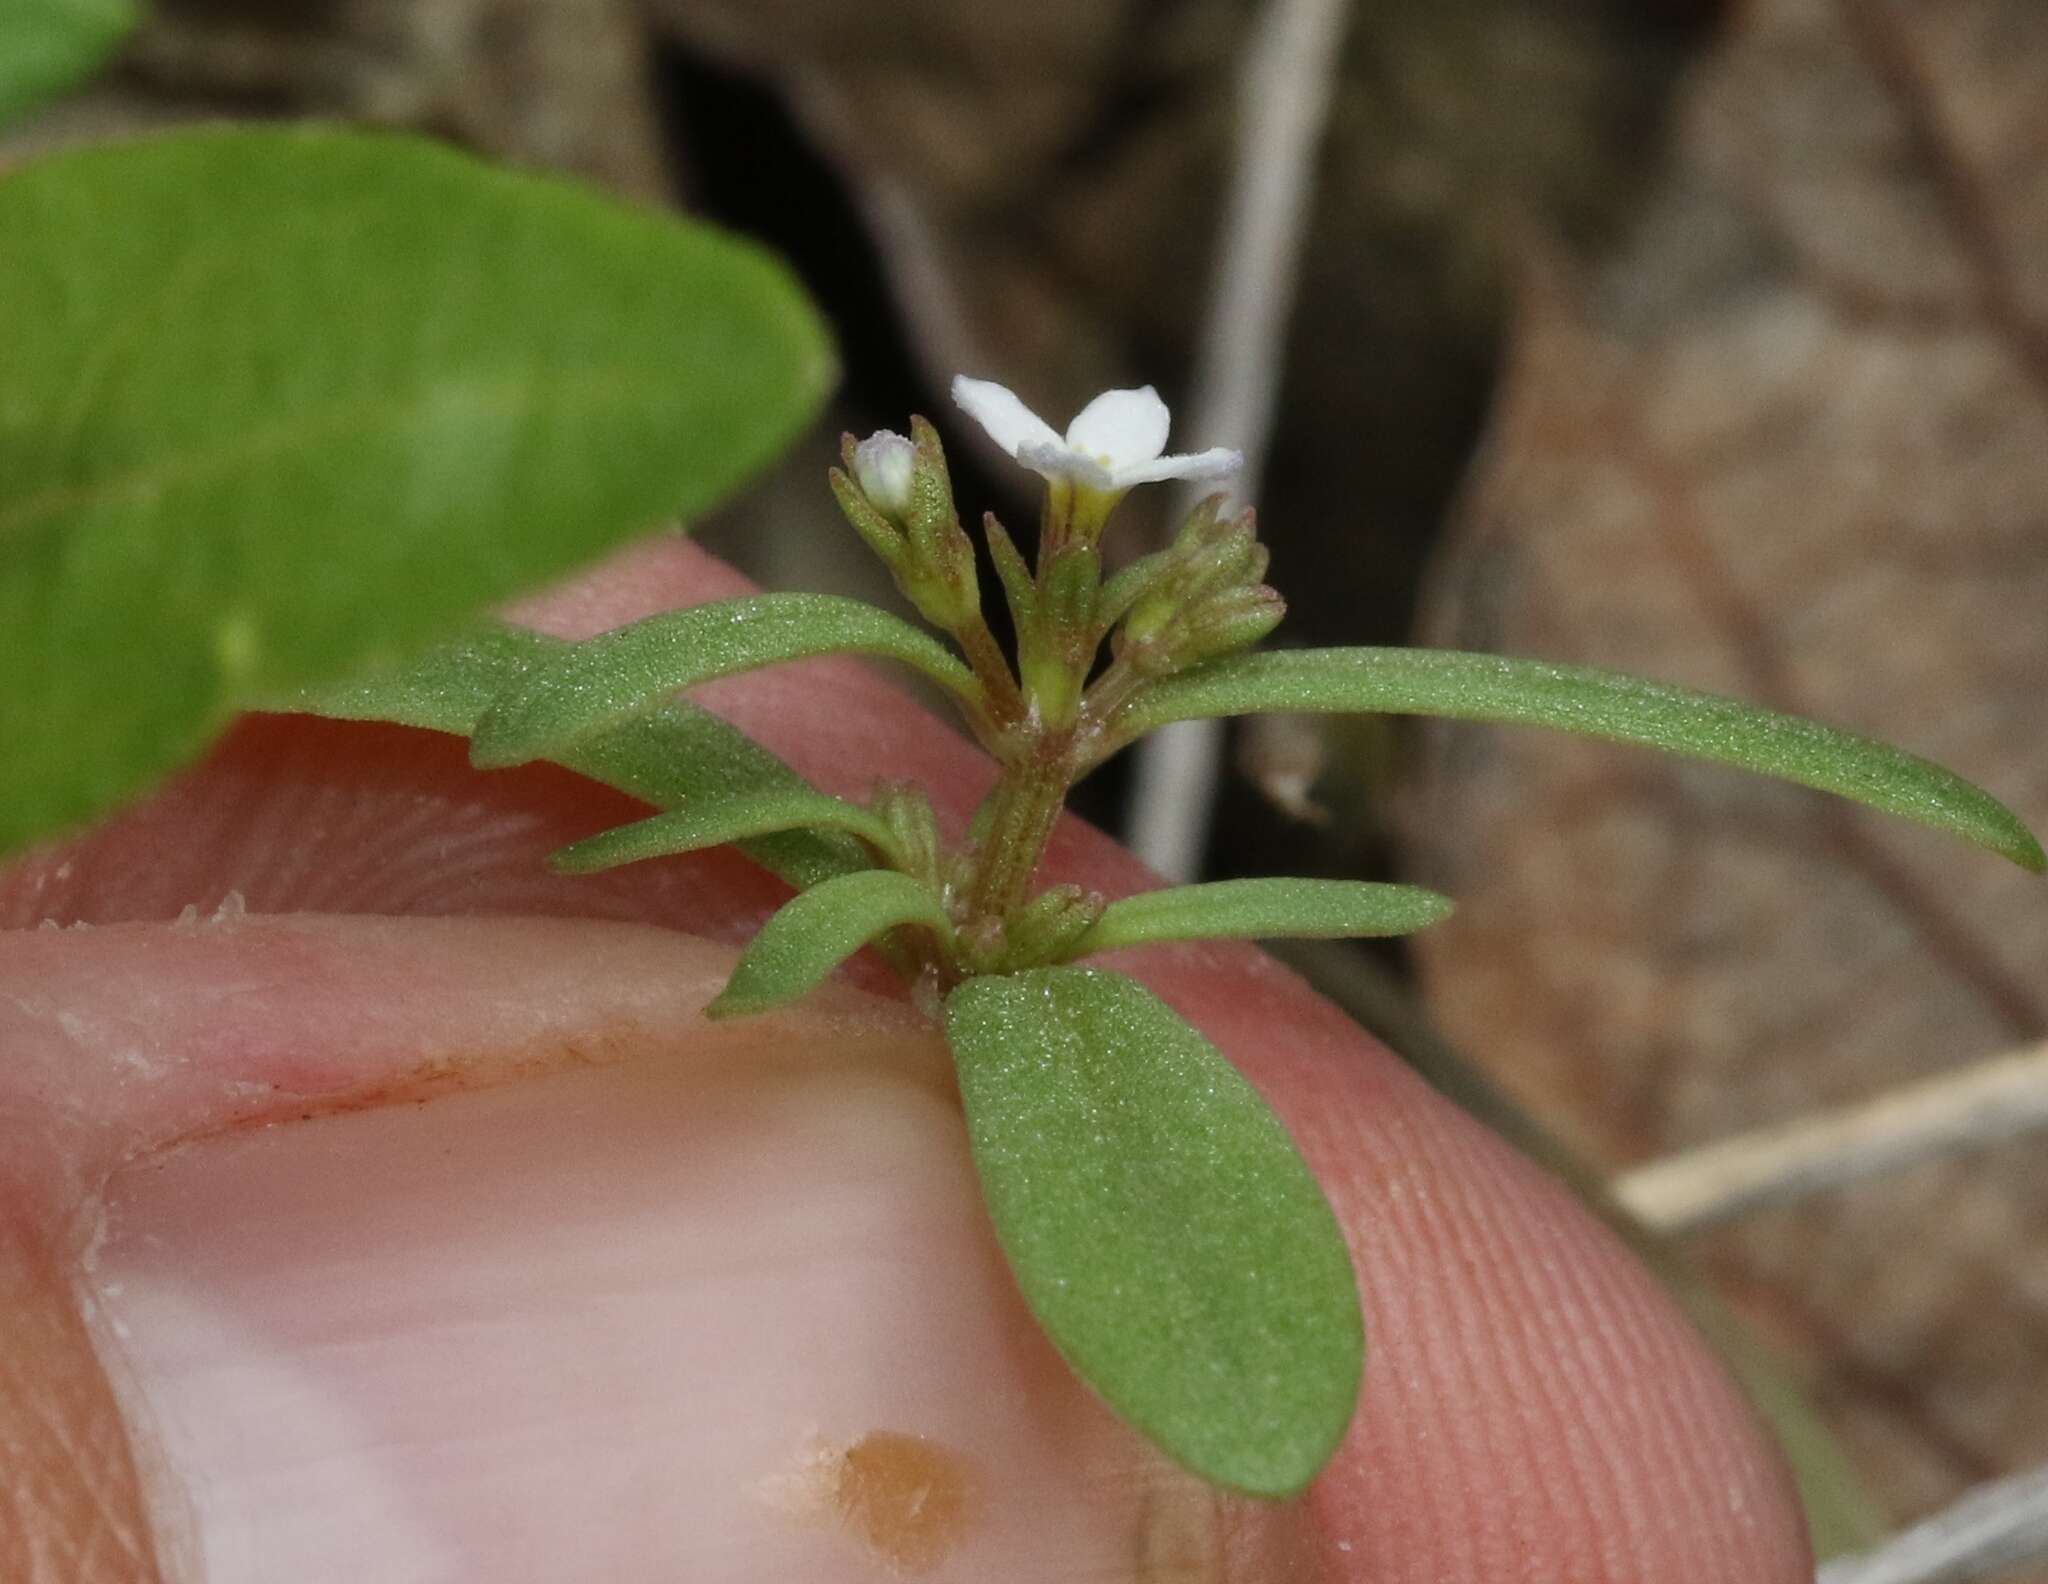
[1133,947,1815,1583]
[508,537,1821,1580]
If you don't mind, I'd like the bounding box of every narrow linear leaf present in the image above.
[1070,877,1452,958]
[1112,649,2045,872]
[469,593,979,770]
[551,789,899,875]
[1,126,834,858]
[945,967,1363,1496]
[707,869,951,1019]
[0,0,136,130]
[292,625,870,891]
[287,624,542,737]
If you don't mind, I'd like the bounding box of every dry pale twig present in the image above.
[1612,1038,2048,1235]
[1124,0,1351,881]
[1815,1462,2048,1584]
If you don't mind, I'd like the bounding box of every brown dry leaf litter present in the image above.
[1403,0,2048,1536]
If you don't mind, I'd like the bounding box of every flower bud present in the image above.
[1113,500,1283,675]
[833,421,982,633]
[869,781,943,887]
[957,883,1106,974]
[852,429,918,521]
[1005,884,1106,967]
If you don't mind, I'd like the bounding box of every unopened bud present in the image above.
[958,884,1106,974]
[1114,501,1283,676]
[1190,586,1285,660]
[836,421,981,632]
[869,781,942,886]
[852,430,918,521]
[1007,884,1106,966]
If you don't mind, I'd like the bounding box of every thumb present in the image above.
[4,914,1317,1581]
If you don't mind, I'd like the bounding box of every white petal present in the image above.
[951,376,1061,458]
[1064,386,1170,467]
[1111,447,1244,487]
[1018,440,1114,489]
[851,430,917,515]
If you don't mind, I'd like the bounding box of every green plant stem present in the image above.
[958,600,1186,935]
[966,739,1076,924]
[1081,655,1149,743]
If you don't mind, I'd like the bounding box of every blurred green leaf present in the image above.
[293,624,870,892]
[0,126,834,858]
[0,0,136,131]
[1071,876,1451,958]
[1113,648,2044,871]
[707,868,951,1018]
[551,789,899,874]
[468,592,980,770]
[945,966,1362,1496]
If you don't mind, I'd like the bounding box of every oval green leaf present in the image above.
[469,593,979,770]
[1070,876,1452,958]
[1110,648,2045,872]
[0,0,136,130]
[551,789,900,875]
[292,624,871,892]
[706,869,951,1020]
[0,126,834,858]
[945,966,1363,1496]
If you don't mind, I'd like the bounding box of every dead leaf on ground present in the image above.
[7,0,669,195]
[1405,0,2048,1527]
[649,0,1701,631]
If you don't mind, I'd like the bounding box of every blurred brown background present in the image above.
[17,0,2045,1557]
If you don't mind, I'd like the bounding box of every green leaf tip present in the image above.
[468,594,980,771]
[1071,877,1452,958]
[291,624,872,894]
[706,869,951,1020]
[1115,649,2046,873]
[550,789,899,875]
[945,967,1363,1496]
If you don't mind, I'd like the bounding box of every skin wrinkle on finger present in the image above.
[0,914,937,1182]
[0,533,1814,1581]
[0,1207,161,1584]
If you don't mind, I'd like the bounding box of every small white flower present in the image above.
[851,429,918,518]
[951,376,1242,491]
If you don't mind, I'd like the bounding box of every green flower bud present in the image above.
[1114,500,1283,675]
[834,420,982,633]
[957,883,1106,974]
[1006,883,1106,966]
[869,780,943,887]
